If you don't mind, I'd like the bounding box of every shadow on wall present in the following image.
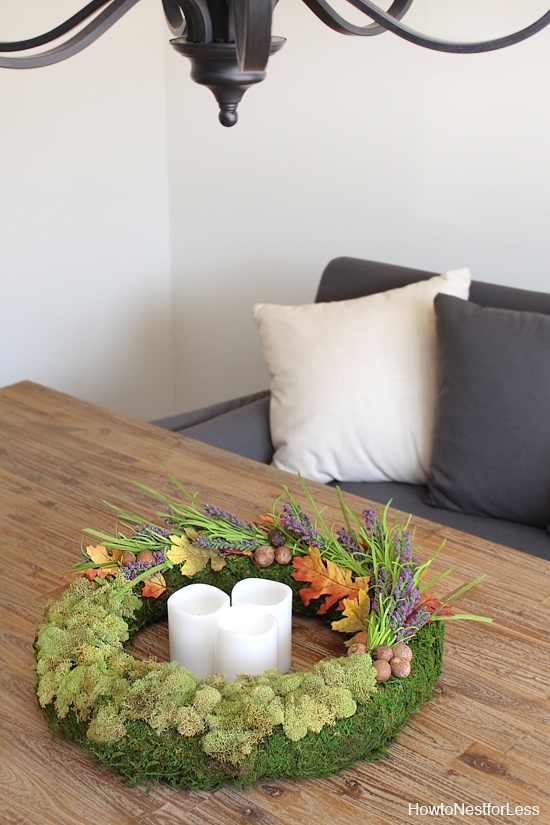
[170,255,323,414]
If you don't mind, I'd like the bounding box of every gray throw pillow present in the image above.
[425,294,550,527]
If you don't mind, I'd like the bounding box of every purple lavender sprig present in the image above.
[397,608,431,642]
[369,555,427,644]
[201,504,256,531]
[362,508,379,536]
[192,534,260,554]
[336,527,364,562]
[154,484,267,548]
[268,479,371,577]
[279,500,326,549]
[132,523,171,542]
[337,497,433,646]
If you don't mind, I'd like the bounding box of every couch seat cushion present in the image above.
[334,480,550,561]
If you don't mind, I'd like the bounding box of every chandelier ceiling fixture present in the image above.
[1,1,549,126]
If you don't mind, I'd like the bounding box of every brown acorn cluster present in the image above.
[347,639,413,681]
[371,643,413,681]
[120,550,152,566]
[251,528,293,568]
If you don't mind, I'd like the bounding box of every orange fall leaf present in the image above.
[291,546,370,615]
[141,572,167,599]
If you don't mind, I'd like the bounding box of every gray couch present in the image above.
[153,257,550,562]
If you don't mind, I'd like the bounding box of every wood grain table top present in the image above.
[0,381,548,825]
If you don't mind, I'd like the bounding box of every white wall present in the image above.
[166,0,550,413]
[0,0,175,420]
[2,2,549,420]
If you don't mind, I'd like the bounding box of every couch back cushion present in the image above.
[317,257,550,315]
[315,258,435,303]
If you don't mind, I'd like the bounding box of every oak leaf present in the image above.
[331,589,371,635]
[141,572,167,599]
[291,546,370,615]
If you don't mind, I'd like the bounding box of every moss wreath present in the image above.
[34,479,486,791]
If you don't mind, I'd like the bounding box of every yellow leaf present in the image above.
[210,554,226,572]
[84,544,121,578]
[331,590,371,635]
[167,535,227,578]
[86,544,121,565]
[166,533,194,565]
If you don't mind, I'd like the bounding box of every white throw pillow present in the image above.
[254,269,471,484]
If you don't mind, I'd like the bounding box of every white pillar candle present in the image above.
[216,605,279,683]
[231,578,293,673]
[167,583,230,679]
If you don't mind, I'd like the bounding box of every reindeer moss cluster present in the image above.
[34,560,444,789]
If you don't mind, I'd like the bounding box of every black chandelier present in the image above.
[1,1,549,126]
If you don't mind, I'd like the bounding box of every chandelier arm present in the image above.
[0,0,113,52]
[0,0,142,69]
[178,0,213,42]
[162,0,187,37]
[230,0,413,71]
[232,0,274,72]
[344,0,550,52]
[300,0,413,38]
[162,0,213,41]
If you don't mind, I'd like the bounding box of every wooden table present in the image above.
[1,381,549,825]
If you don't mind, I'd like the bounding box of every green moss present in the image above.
[202,727,261,764]
[34,558,444,789]
[314,652,378,704]
[175,706,205,738]
[193,686,222,715]
[87,705,127,743]
[35,659,72,707]
[251,684,276,703]
[122,666,197,732]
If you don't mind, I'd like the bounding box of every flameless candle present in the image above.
[167,583,230,679]
[216,605,279,683]
[230,578,293,672]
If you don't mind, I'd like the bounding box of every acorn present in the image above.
[120,551,136,567]
[371,644,393,663]
[373,660,392,682]
[267,528,286,548]
[347,642,368,656]
[252,545,275,568]
[136,550,155,565]
[390,656,411,678]
[274,546,293,565]
[392,643,413,662]
[350,631,368,648]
